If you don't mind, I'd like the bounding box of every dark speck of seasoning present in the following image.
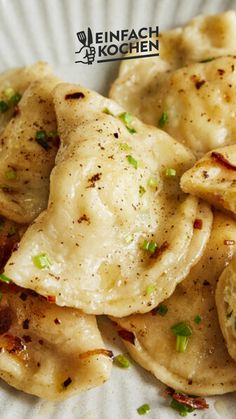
[195,80,206,90]
[65,92,85,100]
[114,133,119,138]
[0,306,12,334]
[217,69,225,76]
[23,335,32,343]
[19,292,28,301]
[63,377,72,388]
[78,214,90,224]
[54,318,61,325]
[203,280,210,286]
[22,319,30,329]
[203,170,209,179]
[87,173,102,188]
[38,339,44,345]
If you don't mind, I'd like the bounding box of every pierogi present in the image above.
[0,284,112,400]
[181,145,236,216]
[2,83,212,316]
[0,75,60,224]
[112,212,236,396]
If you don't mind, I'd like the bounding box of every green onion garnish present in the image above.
[171,322,192,353]
[158,111,168,128]
[119,112,136,134]
[165,168,176,177]
[142,240,158,254]
[176,335,189,353]
[171,322,192,337]
[8,92,21,107]
[0,273,12,283]
[200,57,215,63]
[137,403,151,415]
[126,155,138,169]
[0,100,9,113]
[32,253,52,269]
[147,176,158,189]
[157,304,168,316]
[5,169,17,180]
[3,87,15,98]
[119,143,132,152]
[126,126,137,134]
[170,399,195,416]
[102,107,114,115]
[119,112,133,125]
[139,185,146,197]
[194,315,202,324]
[8,226,16,236]
[113,354,130,369]
[145,284,155,295]
[35,130,50,151]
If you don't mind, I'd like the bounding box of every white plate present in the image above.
[0,0,236,418]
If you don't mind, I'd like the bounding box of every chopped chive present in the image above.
[119,112,133,125]
[113,354,130,369]
[3,87,15,98]
[32,253,52,269]
[8,226,16,236]
[126,155,138,169]
[139,185,146,197]
[157,304,168,316]
[0,100,9,113]
[8,92,21,107]
[171,322,192,337]
[165,168,176,177]
[142,240,158,254]
[5,169,17,180]
[0,273,12,283]
[158,111,168,128]
[124,234,134,244]
[145,284,155,295]
[200,57,215,63]
[176,335,189,353]
[194,315,202,324]
[137,404,151,415]
[147,176,158,189]
[102,107,114,115]
[119,143,132,152]
[35,130,50,151]
[170,399,195,416]
[126,126,137,134]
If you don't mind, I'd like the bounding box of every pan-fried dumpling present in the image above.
[0,75,60,224]
[112,212,236,396]
[181,145,236,216]
[113,55,236,156]
[216,255,236,363]
[2,83,212,316]
[0,62,53,135]
[0,284,112,400]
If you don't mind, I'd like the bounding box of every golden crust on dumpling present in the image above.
[112,212,236,396]
[181,145,236,216]
[2,83,212,316]
[0,284,112,400]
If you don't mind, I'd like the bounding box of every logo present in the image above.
[75,26,159,65]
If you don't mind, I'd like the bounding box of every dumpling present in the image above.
[0,283,112,400]
[113,55,236,156]
[2,83,212,316]
[216,254,236,363]
[0,75,60,224]
[111,212,236,396]
[0,62,53,135]
[181,145,236,216]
